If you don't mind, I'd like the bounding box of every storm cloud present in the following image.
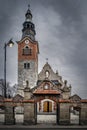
[0,0,87,98]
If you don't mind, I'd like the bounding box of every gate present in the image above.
[35,98,58,124]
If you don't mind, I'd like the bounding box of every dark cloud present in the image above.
[0,0,87,98]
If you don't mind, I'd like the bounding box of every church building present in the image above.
[17,5,72,113]
[13,5,87,125]
[17,5,72,97]
[0,5,87,126]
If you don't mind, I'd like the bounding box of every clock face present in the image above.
[25,40,29,44]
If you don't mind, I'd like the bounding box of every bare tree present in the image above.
[0,79,18,98]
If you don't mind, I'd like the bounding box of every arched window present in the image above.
[27,24,29,28]
[23,46,32,55]
[45,70,50,78]
[24,63,30,69]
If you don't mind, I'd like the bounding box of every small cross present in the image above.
[28,4,30,10]
[46,58,48,63]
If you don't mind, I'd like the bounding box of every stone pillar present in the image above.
[80,102,87,125]
[23,87,35,125]
[59,102,70,125]
[5,100,15,125]
[24,87,31,100]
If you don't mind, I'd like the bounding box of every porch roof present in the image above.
[33,89,60,95]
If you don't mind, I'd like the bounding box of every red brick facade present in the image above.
[18,37,39,61]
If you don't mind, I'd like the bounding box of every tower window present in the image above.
[24,63,26,68]
[23,46,32,55]
[24,63,30,69]
[27,24,29,28]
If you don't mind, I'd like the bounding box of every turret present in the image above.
[22,5,36,41]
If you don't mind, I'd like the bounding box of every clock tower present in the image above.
[17,5,39,96]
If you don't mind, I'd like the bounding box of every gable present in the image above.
[17,36,38,45]
[33,79,61,95]
[38,62,63,85]
[18,37,39,61]
[69,94,81,101]
[13,94,24,102]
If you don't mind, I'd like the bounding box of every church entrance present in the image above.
[36,99,57,124]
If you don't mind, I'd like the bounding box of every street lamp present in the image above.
[4,39,14,98]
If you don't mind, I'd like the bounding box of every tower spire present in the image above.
[28,4,30,10]
[25,4,32,22]
[22,5,36,40]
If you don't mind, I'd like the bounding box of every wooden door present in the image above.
[43,101,48,112]
[49,102,52,112]
[43,101,52,112]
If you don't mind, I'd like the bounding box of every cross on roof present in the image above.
[28,4,30,10]
[46,58,48,63]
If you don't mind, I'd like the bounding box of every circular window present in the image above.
[44,84,49,89]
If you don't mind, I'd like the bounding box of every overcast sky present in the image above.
[0,0,87,98]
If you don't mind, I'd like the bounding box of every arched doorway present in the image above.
[37,99,57,124]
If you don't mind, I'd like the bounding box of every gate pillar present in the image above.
[80,101,87,125]
[23,87,35,125]
[5,99,15,125]
[59,100,70,125]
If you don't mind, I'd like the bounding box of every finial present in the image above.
[46,58,48,63]
[56,70,58,75]
[64,80,67,85]
[28,4,30,10]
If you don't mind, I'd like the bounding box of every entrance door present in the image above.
[43,101,52,112]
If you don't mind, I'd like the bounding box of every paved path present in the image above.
[0,124,87,128]
[0,113,87,128]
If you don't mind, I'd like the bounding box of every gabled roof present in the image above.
[13,94,24,102]
[17,36,39,53]
[33,89,60,95]
[17,36,37,44]
[33,78,61,91]
[69,94,81,100]
[38,62,63,84]
[37,80,62,86]
[33,78,61,95]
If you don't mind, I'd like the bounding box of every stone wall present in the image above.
[62,92,71,99]
[5,101,15,125]
[18,60,38,96]
[80,102,87,125]
[37,114,56,124]
[0,97,87,125]
[59,102,70,125]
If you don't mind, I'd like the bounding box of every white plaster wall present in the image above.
[37,115,56,124]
